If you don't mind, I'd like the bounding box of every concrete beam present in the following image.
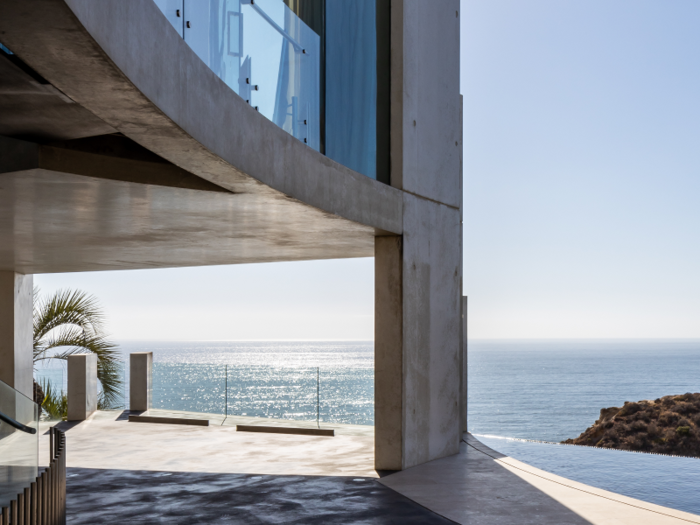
[0,135,230,193]
[0,272,33,398]
[0,49,116,142]
[0,169,378,274]
[67,353,98,421]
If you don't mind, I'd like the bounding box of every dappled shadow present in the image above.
[65,468,458,524]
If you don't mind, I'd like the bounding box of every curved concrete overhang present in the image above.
[0,0,402,273]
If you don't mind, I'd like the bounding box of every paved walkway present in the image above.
[43,410,376,477]
[380,434,700,525]
[41,412,700,524]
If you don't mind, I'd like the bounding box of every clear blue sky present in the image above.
[36,0,700,341]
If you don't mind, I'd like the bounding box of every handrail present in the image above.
[0,409,37,434]
[245,0,305,53]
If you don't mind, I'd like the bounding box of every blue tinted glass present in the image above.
[153,0,184,36]
[325,0,377,179]
[171,0,320,150]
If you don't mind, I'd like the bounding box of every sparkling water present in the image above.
[35,339,700,515]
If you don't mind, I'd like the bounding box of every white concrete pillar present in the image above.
[0,272,33,398]
[130,352,152,411]
[67,353,98,421]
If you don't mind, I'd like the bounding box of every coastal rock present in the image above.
[562,393,700,457]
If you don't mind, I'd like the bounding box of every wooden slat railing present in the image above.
[0,427,66,525]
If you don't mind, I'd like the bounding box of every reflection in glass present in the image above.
[0,379,38,509]
[154,0,321,150]
[325,0,378,179]
[152,0,385,181]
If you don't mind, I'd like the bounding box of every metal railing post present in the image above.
[30,481,37,525]
[17,490,24,525]
[24,486,30,525]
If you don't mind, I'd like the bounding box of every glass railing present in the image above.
[153,0,321,150]
[0,379,38,509]
[123,362,374,426]
[34,367,65,421]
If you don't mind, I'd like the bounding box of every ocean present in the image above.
[35,339,700,515]
[469,339,700,516]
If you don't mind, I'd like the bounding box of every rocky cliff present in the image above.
[562,393,700,457]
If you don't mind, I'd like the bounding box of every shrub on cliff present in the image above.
[562,393,700,457]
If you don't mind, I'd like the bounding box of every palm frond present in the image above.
[33,288,123,410]
[39,378,67,420]
[33,288,106,360]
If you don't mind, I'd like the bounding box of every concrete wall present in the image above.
[67,353,98,421]
[375,0,463,470]
[0,272,33,398]
[391,0,462,208]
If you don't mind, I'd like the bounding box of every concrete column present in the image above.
[375,236,404,470]
[461,296,468,433]
[67,353,98,421]
[0,272,33,398]
[130,352,152,412]
[375,198,462,471]
[375,0,462,471]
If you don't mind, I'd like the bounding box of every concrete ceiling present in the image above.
[0,169,375,274]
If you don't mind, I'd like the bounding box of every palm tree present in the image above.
[33,288,123,417]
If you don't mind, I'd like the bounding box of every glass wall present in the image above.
[152,0,387,181]
[325,0,377,180]
[0,379,38,509]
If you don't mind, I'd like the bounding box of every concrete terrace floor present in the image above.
[40,411,700,524]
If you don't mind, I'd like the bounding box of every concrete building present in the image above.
[0,0,463,471]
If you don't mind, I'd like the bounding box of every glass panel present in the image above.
[34,367,65,400]
[152,363,226,415]
[325,0,377,179]
[0,379,38,509]
[180,0,320,150]
[227,366,317,421]
[34,366,65,421]
[153,0,185,37]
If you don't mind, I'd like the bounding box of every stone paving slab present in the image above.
[42,410,376,478]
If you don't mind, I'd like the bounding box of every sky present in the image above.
[36,0,700,341]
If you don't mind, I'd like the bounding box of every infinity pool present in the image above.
[477,435,700,516]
